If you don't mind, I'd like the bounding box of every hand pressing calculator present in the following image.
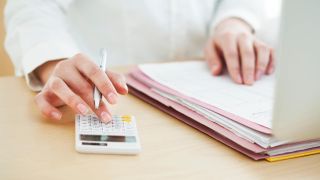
[75,114,141,154]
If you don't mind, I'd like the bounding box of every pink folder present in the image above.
[127,79,267,160]
[126,67,320,160]
[130,67,271,134]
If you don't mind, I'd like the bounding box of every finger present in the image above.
[238,34,255,85]
[107,71,128,95]
[76,84,112,123]
[205,40,224,75]
[72,54,118,105]
[42,87,65,107]
[56,65,95,107]
[219,34,242,84]
[266,48,275,74]
[95,101,112,123]
[35,93,62,120]
[254,40,271,80]
[55,65,112,122]
[80,88,112,122]
[48,76,90,116]
[76,82,112,123]
[55,63,92,96]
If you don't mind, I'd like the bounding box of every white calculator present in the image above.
[75,114,141,154]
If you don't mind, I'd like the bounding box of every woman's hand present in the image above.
[34,53,128,122]
[205,18,275,85]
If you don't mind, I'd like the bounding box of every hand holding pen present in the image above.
[34,50,128,122]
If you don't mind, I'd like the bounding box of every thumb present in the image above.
[205,42,223,75]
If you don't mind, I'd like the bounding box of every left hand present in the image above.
[204,18,275,85]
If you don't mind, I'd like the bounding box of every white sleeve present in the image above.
[211,0,270,35]
[4,0,80,91]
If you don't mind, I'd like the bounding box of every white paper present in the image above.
[139,61,275,128]
[153,89,287,148]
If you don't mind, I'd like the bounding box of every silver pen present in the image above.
[93,48,108,109]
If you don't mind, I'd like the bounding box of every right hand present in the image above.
[34,53,128,122]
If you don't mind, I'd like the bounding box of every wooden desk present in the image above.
[1,67,320,179]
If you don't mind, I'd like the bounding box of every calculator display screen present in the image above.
[80,134,136,143]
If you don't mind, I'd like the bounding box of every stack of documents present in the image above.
[126,61,320,161]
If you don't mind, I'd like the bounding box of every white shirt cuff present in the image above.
[22,41,80,91]
[210,8,261,36]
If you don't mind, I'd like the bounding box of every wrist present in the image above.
[34,59,65,85]
[215,18,254,34]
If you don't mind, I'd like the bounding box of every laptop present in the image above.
[273,0,320,141]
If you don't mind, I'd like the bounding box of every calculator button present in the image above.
[78,115,136,136]
[121,115,131,119]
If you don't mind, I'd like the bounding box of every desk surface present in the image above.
[1,67,320,180]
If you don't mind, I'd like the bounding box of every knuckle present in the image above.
[244,65,255,73]
[100,84,112,94]
[112,72,124,81]
[222,31,235,39]
[66,95,78,106]
[238,32,250,40]
[49,78,63,91]
[117,76,126,86]
[87,65,101,77]
[54,61,63,70]
[54,60,67,72]
[226,50,238,59]
[73,53,86,60]
[73,53,90,65]
[255,40,272,52]
[78,83,92,95]
[83,82,93,92]
[242,49,254,58]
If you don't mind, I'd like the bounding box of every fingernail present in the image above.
[107,93,117,104]
[236,74,243,84]
[211,64,218,75]
[101,112,112,123]
[246,76,254,85]
[77,104,88,115]
[120,80,128,92]
[51,112,61,120]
